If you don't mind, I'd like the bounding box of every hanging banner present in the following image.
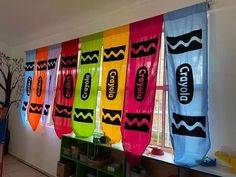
[42,44,61,126]
[100,25,129,143]
[121,16,163,165]
[72,33,102,137]
[19,50,36,126]
[52,39,79,139]
[164,3,210,167]
[27,47,48,131]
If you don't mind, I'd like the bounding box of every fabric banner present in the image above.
[164,3,210,167]
[42,44,61,126]
[20,50,36,126]
[27,47,48,131]
[52,39,79,139]
[72,33,102,137]
[100,25,130,143]
[121,16,163,165]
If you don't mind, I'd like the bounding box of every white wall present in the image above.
[208,0,236,154]
[0,42,11,104]
[0,41,11,55]
[8,0,236,176]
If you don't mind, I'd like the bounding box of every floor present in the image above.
[2,155,48,177]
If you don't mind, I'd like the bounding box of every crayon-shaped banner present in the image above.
[72,33,103,137]
[42,44,61,126]
[27,47,48,131]
[20,50,36,126]
[164,3,210,167]
[52,39,79,139]
[121,16,163,165]
[100,25,130,143]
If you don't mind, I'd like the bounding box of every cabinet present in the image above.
[59,134,126,177]
[59,135,231,177]
[140,156,219,177]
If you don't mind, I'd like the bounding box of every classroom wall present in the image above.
[0,41,10,55]
[207,0,236,155]
[7,0,236,176]
[0,42,11,107]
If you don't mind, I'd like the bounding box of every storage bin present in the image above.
[57,160,74,177]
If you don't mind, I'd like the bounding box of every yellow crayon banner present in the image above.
[100,25,130,143]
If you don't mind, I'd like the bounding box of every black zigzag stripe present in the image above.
[167,30,202,46]
[124,113,151,132]
[124,122,149,132]
[55,104,72,118]
[172,113,206,138]
[48,58,57,70]
[126,113,151,122]
[22,101,28,111]
[73,108,93,123]
[103,45,126,62]
[37,60,47,71]
[43,104,50,116]
[167,29,202,54]
[172,126,206,138]
[81,51,99,64]
[131,38,158,58]
[25,62,35,71]
[61,56,78,68]
[102,108,121,126]
[102,109,121,118]
[102,116,121,125]
[173,113,205,126]
[29,103,43,114]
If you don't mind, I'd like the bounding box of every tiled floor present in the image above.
[2,155,48,177]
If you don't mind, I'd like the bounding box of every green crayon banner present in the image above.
[72,33,103,137]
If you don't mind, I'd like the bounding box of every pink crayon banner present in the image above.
[121,15,163,165]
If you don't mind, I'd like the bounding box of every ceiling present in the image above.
[0,0,201,47]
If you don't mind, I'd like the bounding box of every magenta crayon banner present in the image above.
[42,44,61,126]
[121,15,163,165]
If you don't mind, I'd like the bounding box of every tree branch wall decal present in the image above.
[0,52,24,120]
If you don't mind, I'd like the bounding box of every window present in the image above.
[95,34,172,150]
[151,33,172,150]
[42,37,172,150]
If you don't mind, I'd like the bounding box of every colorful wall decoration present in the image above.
[21,2,210,167]
[164,3,210,167]
[121,15,163,165]
[20,49,36,126]
[42,44,61,126]
[27,47,48,131]
[72,33,103,137]
[100,25,130,143]
[52,39,79,139]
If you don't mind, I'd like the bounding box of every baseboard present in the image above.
[8,153,55,177]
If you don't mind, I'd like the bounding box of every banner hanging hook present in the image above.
[206,0,213,9]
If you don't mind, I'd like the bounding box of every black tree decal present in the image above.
[0,52,24,119]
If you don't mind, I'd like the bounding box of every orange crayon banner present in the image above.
[27,47,48,131]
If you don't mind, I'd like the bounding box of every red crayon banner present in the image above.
[52,39,79,139]
[28,47,48,131]
[121,15,163,165]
